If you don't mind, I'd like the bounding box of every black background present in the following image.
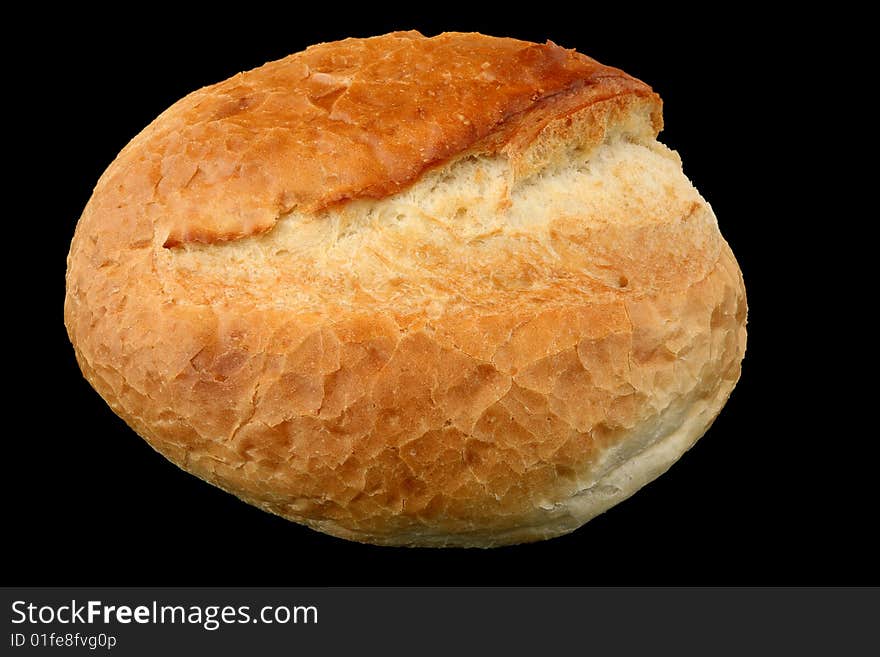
[11,7,871,585]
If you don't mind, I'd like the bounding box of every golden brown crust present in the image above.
[81,31,658,248]
[65,32,746,547]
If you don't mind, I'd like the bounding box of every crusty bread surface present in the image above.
[65,31,747,547]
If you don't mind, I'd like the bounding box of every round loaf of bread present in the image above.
[65,31,747,547]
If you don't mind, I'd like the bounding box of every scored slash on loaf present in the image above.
[65,31,747,547]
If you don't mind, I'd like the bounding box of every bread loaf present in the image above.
[64,31,747,547]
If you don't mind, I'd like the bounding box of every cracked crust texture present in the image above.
[65,31,747,547]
